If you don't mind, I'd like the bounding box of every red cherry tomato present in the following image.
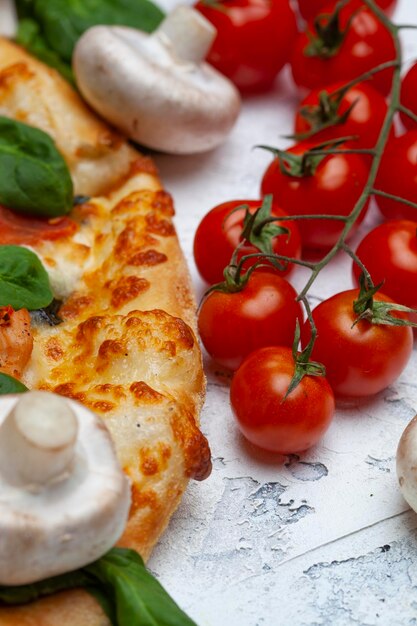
[194,0,297,92]
[198,271,303,370]
[230,346,335,453]
[400,63,417,131]
[301,289,414,397]
[261,143,369,251]
[353,221,417,316]
[291,4,396,96]
[298,0,397,22]
[294,82,389,150]
[374,132,417,221]
[193,200,302,285]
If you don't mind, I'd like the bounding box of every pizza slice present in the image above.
[0,36,210,625]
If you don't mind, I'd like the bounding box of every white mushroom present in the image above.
[73,5,241,154]
[396,414,417,512]
[0,391,131,585]
[0,0,18,38]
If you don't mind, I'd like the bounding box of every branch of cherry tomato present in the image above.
[194,0,417,455]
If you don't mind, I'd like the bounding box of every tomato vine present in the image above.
[258,0,417,377]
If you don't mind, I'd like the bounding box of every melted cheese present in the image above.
[21,171,209,563]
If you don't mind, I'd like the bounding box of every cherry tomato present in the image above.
[294,82,389,151]
[193,200,302,285]
[261,143,369,251]
[353,221,417,317]
[291,4,396,96]
[374,132,417,221]
[230,346,335,453]
[301,289,414,397]
[400,63,417,131]
[298,0,397,22]
[198,271,303,370]
[194,0,297,92]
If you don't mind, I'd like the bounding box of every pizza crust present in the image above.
[0,38,209,623]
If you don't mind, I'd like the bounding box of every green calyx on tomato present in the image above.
[296,86,358,140]
[284,319,326,400]
[353,273,417,327]
[239,195,289,257]
[205,195,291,295]
[259,137,348,178]
[304,3,357,59]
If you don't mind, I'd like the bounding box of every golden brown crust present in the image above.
[0,38,209,625]
[0,591,109,626]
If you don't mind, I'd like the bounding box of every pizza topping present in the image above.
[0,245,53,310]
[0,117,73,218]
[0,391,131,585]
[0,205,77,245]
[0,372,28,395]
[30,298,63,327]
[73,5,241,154]
[0,306,33,379]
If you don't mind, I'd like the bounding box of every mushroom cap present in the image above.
[73,23,241,154]
[0,393,131,585]
[397,414,417,512]
[0,0,18,38]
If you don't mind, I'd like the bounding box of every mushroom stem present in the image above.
[154,5,216,65]
[0,392,78,487]
[0,0,18,38]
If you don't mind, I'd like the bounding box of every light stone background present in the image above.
[149,1,417,624]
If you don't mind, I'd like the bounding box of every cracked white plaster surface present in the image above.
[150,1,417,624]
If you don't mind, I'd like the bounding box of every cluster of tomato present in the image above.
[193,0,417,455]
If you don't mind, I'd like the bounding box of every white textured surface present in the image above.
[149,2,417,624]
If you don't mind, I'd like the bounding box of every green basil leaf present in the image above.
[16,0,164,81]
[0,117,73,218]
[88,586,118,625]
[16,19,75,84]
[0,570,93,605]
[0,246,53,310]
[0,548,198,626]
[85,549,198,626]
[0,373,28,395]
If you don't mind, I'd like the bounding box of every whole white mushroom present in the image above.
[0,391,131,585]
[396,414,417,512]
[73,5,241,154]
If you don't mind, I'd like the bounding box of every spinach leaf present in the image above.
[16,0,164,81]
[0,548,198,626]
[0,117,73,218]
[0,373,28,395]
[85,549,198,626]
[0,246,53,310]
[0,570,93,604]
[16,19,75,84]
